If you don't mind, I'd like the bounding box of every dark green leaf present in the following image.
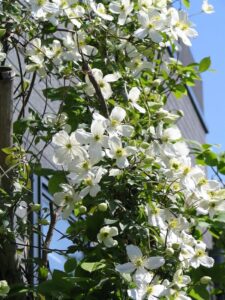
[64,258,77,273]
[48,173,67,194]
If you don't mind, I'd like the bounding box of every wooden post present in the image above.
[0,67,24,290]
[0,66,13,186]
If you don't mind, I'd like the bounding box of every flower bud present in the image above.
[200,276,211,284]
[31,204,41,212]
[165,248,174,256]
[98,202,108,212]
[172,243,180,250]
[79,206,87,214]
[0,280,10,296]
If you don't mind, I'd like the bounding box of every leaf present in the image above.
[0,28,6,38]
[42,86,79,102]
[203,150,218,166]
[39,266,49,281]
[199,57,211,73]
[182,0,190,8]
[48,173,67,194]
[80,261,106,273]
[189,289,207,300]
[64,258,77,273]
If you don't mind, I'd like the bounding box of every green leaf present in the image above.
[203,150,218,166]
[182,0,190,8]
[43,86,80,102]
[0,28,6,38]
[80,261,106,273]
[48,173,67,194]
[39,266,49,281]
[64,258,77,273]
[199,57,211,73]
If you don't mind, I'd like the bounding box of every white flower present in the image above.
[170,290,192,300]
[190,242,214,269]
[85,68,121,100]
[75,119,108,162]
[79,166,107,198]
[30,0,59,20]
[173,269,191,288]
[90,1,113,21]
[64,5,85,28]
[126,55,153,77]
[109,0,134,25]
[169,9,198,47]
[128,283,165,300]
[54,184,81,219]
[134,9,165,43]
[97,226,118,247]
[107,106,134,137]
[202,0,214,14]
[128,87,146,113]
[63,31,97,61]
[106,136,136,168]
[52,130,84,167]
[116,245,165,283]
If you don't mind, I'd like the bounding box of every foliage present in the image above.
[0,0,222,299]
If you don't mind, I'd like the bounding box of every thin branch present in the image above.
[17,71,36,120]
[74,31,109,118]
[42,203,62,267]
[14,41,26,117]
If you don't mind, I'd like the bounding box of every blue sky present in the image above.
[189,0,225,150]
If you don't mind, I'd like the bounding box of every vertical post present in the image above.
[0,66,13,187]
[0,67,23,290]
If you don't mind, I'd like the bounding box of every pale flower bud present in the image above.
[0,280,10,297]
[200,276,212,284]
[98,202,108,212]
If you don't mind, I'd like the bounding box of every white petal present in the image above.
[115,262,135,274]
[128,87,141,102]
[126,245,142,263]
[110,106,126,122]
[104,72,121,82]
[144,256,165,270]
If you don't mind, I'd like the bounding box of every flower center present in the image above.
[84,178,93,186]
[134,258,143,267]
[116,148,124,157]
[66,143,72,149]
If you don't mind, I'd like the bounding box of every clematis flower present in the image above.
[109,0,134,25]
[63,31,98,62]
[169,8,198,47]
[94,106,134,137]
[85,68,121,100]
[116,245,165,282]
[106,136,136,168]
[128,283,165,300]
[75,119,108,162]
[190,242,214,268]
[128,87,146,113]
[97,226,118,247]
[90,1,113,21]
[134,9,166,43]
[64,5,85,28]
[54,184,81,219]
[79,166,107,198]
[172,269,191,288]
[202,0,214,14]
[52,130,84,168]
